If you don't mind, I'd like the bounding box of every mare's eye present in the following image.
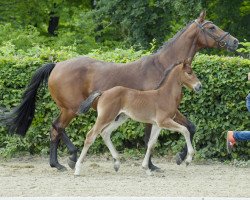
[209,26,216,31]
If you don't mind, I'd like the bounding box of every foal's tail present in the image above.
[0,63,56,136]
[77,91,102,114]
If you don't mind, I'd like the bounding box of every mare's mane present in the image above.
[157,21,194,53]
[153,21,195,90]
[154,61,182,90]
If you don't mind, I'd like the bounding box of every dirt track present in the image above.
[0,156,249,197]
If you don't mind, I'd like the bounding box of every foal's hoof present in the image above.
[68,158,76,169]
[146,169,154,176]
[74,172,81,176]
[113,159,120,172]
[175,153,184,165]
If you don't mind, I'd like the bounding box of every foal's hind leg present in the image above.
[74,122,107,176]
[100,114,128,172]
[174,110,196,165]
[144,124,160,171]
[50,109,77,170]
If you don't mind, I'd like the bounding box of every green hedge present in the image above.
[0,46,249,160]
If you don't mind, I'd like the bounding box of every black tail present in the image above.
[77,91,102,114]
[0,63,56,136]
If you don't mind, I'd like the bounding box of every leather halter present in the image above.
[194,20,230,48]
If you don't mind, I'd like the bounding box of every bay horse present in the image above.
[0,11,238,171]
[74,59,202,175]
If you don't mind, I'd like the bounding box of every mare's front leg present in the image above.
[142,125,162,174]
[174,110,196,165]
[144,123,161,171]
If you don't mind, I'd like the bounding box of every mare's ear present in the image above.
[197,10,206,23]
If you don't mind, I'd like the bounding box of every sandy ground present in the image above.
[0,156,249,197]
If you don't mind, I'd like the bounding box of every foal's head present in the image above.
[179,59,202,93]
[194,11,238,51]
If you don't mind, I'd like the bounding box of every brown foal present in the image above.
[1,11,238,171]
[74,59,202,175]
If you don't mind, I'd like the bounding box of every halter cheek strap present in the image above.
[194,20,230,48]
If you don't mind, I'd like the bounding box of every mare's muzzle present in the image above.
[226,36,239,52]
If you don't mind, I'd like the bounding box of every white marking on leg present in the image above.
[101,115,128,172]
[74,126,100,175]
[142,125,161,170]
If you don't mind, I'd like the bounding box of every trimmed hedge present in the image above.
[0,45,249,160]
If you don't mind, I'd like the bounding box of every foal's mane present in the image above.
[154,61,182,90]
[156,21,194,53]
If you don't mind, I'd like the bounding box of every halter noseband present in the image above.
[194,20,230,48]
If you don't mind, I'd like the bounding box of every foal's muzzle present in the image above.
[193,83,202,93]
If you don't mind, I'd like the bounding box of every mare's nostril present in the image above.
[234,39,238,45]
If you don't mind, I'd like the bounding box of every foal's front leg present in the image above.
[144,124,161,171]
[142,125,162,172]
[174,110,196,165]
[158,118,195,165]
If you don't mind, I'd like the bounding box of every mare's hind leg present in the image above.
[174,110,196,165]
[142,125,161,172]
[50,109,76,170]
[144,124,160,171]
[100,114,128,172]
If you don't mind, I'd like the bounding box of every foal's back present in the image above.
[97,65,183,124]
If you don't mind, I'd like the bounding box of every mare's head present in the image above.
[179,58,202,93]
[193,11,238,51]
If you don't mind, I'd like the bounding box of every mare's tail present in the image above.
[0,63,56,136]
[77,91,102,114]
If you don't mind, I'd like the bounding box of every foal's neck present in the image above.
[158,67,183,98]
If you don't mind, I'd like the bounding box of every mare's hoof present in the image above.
[68,158,76,169]
[185,162,190,167]
[50,163,67,171]
[149,164,161,172]
[175,153,184,165]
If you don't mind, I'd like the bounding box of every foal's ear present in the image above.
[183,58,192,68]
[197,10,206,23]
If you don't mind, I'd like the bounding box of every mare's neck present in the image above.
[157,24,200,69]
[158,67,183,99]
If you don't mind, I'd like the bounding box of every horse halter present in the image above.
[194,20,230,48]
